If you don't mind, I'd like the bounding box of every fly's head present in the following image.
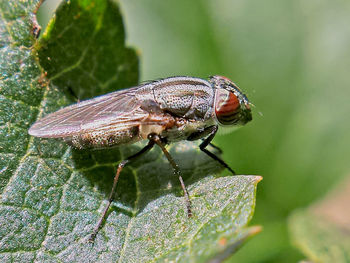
[210,75,252,127]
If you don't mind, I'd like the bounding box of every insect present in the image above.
[29,75,252,240]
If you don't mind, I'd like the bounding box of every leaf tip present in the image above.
[255,175,263,183]
[249,225,263,236]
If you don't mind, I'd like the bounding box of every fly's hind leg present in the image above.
[199,126,236,175]
[149,134,192,218]
[89,140,155,241]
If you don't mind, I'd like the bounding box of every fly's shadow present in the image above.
[70,141,224,215]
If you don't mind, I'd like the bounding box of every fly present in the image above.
[28,75,252,240]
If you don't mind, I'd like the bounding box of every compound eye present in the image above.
[215,89,240,125]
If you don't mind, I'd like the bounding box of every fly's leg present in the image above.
[208,142,223,154]
[188,126,222,154]
[149,134,193,218]
[199,125,236,175]
[201,140,223,154]
[89,140,155,241]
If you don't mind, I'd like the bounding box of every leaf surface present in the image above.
[0,1,260,262]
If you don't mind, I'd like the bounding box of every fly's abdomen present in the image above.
[65,126,140,149]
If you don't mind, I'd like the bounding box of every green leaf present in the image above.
[289,211,350,263]
[289,177,350,263]
[37,0,139,99]
[0,0,260,262]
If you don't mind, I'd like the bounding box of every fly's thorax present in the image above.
[211,76,252,126]
[136,77,215,121]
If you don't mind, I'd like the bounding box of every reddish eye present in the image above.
[215,89,240,125]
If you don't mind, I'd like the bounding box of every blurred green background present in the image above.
[38,0,350,262]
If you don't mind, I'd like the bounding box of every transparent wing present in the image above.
[29,87,148,138]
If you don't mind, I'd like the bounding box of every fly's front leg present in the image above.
[199,125,236,175]
[188,127,222,154]
[149,134,192,218]
[201,140,223,154]
[89,140,155,241]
